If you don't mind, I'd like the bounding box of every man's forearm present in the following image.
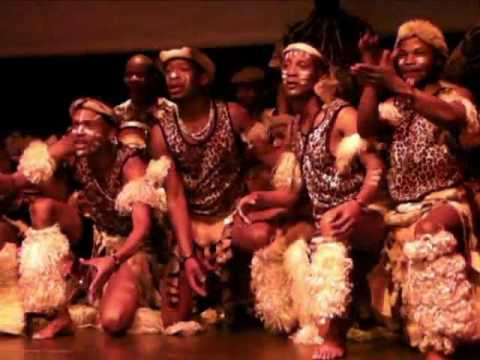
[357,85,381,138]
[168,195,194,257]
[115,205,151,264]
[405,88,467,128]
[256,189,298,209]
[355,166,383,207]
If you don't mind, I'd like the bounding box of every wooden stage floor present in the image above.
[1,326,479,360]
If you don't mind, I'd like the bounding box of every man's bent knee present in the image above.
[30,198,57,228]
[100,310,130,336]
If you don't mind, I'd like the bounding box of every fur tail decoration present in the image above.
[335,134,368,175]
[251,235,298,333]
[272,151,303,192]
[19,224,70,314]
[18,141,57,184]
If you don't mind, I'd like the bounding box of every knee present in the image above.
[415,219,441,237]
[30,198,56,228]
[250,223,274,244]
[232,222,274,252]
[100,310,128,336]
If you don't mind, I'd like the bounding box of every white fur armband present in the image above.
[145,156,172,187]
[439,91,480,148]
[378,101,402,127]
[115,178,167,215]
[335,134,369,175]
[272,151,303,192]
[18,141,56,184]
[241,122,269,149]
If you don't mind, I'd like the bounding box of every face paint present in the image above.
[281,50,320,98]
[396,36,436,87]
[165,59,198,100]
[71,111,108,157]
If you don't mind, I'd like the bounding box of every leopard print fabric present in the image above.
[158,100,244,216]
[114,97,176,128]
[386,95,463,203]
[74,146,139,236]
[294,99,365,221]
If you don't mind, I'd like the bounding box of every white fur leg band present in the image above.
[115,178,167,215]
[18,141,56,184]
[308,238,353,325]
[251,237,297,333]
[272,151,303,192]
[335,133,369,175]
[19,224,70,313]
[404,230,458,262]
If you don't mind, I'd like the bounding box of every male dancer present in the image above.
[352,20,480,360]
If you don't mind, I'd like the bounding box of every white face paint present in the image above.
[164,58,198,100]
[396,36,436,87]
[281,50,320,97]
[71,110,107,157]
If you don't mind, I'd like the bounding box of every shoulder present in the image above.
[151,97,178,123]
[149,124,170,158]
[438,81,475,101]
[227,101,249,120]
[122,155,147,181]
[335,103,358,135]
[113,99,131,116]
[227,101,252,133]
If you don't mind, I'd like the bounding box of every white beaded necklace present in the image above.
[177,101,215,143]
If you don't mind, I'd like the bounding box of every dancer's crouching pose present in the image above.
[249,42,386,360]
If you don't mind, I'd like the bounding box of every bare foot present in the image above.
[312,339,346,360]
[426,351,450,360]
[32,311,73,339]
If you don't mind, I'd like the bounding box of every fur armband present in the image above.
[439,90,480,148]
[335,134,369,175]
[145,156,171,187]
[18,141,56,184]
[241,122,269,149]
[378,101,402,127]
[115,178,167,215]
[272,151,303,192]
[403,231,458,262]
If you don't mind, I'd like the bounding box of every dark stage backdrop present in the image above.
[0,45,278,140]
[0,31,466,141]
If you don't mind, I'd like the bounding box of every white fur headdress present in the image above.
[159,47,215,82]
[283,42,324,61]
[395,19,448,58]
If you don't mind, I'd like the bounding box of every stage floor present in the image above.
[1,326,479,360]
